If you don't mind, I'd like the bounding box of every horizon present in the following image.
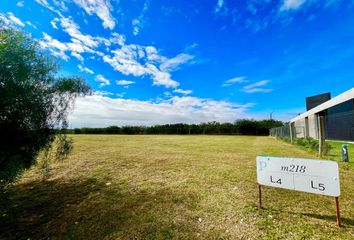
[1,0,354,127]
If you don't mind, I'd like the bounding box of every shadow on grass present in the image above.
[295,212,354,227]
[0,178,201,240]
[262,206,354,227]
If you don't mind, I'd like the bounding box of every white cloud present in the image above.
[116,80,135,86]
[222,76,248,87]
[78,64,94,74]
[50,18,59,29]
[103,45,148,76]
[68,95,255,127]
[39,16,107,61]
[5,12,25,27]
[99,32,126,46]
[215,0,228,15]
[103,44,194,88]
[46,16,126,56]
[93,90,113,96]
[131,0,149,36]
[280,0,307,11]
[73,0,116,29]
[95,74,111,87]
[215,0,224,12]
[34,0,51,8]
[38,33,70,60]
[0,14,12,28]
[242,88,273,93]
[0,12,28,29]
[110,33,126,46]
[102,45,181,88]
[71,52,84,61]
[53,0,68,11]
[30,8,191,90]
[116,92,126,98]
[41,15,128,65]
[243,80,269,89]
[34,0,58,12]
[147,65,179,88]
[242,80,273,93]
[16,1,24,7]
[26,21,37,29]
[173,89,193,95]
[145,46,163,61]
[132,19,141,36]
[163,91,172,97]
[59,16,99,48]
[160,53,194,72]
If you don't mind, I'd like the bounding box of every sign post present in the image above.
[258,184,263,209]
[256,156,341,226]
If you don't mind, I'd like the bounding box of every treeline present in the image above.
[64,119,283,136]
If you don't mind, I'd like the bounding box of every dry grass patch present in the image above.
[1,135,354,239]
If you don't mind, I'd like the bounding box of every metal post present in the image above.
[258,184,263,209]
[335,197,341,227]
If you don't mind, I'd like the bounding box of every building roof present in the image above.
[291,88,354,122]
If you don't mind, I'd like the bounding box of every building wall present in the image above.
[307,114,318,139]
[294,114,319,139]
[294,118,306,138]
[291,89,354,142]
[325,99,354,141]
[293,99,354,141]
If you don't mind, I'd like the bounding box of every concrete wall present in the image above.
[293,114,318,139]
[294,118,306,138]
[307,114,318,139]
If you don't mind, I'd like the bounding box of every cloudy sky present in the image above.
[1,0,354,127]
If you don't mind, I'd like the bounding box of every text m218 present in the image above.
[280,165,306,173]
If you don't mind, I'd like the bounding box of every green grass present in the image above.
[326,140,354,167]
[1,135,354,239]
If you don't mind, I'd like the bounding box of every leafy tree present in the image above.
[70,119,284,136]
[0,28,91,187]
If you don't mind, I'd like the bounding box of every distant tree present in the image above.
[69,119,285,136]
[0,28,91,187]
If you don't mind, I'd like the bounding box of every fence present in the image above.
[270,110,354,156]
[270,110,354,142]
[269,123,291,140]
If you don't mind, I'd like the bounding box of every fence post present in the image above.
[318,116,325,157]
[289,122,294,144]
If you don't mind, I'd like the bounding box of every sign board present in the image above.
[256,156,340,197]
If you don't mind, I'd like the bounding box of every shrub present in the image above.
[295,138,332,155]
[0,29,90,188]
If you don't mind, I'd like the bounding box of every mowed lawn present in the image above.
[1,135,354,240]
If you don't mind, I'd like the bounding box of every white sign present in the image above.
[256,156,340,197]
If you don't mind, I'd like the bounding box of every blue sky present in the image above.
[1,0,354,127]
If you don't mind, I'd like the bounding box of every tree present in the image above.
[0,28,91,187]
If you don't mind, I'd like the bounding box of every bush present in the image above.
[295,138,332,155]
[0,29,90,188]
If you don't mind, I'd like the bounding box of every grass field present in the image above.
[326,141,354,166]
[1,135,354,240]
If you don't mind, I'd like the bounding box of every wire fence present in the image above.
[269,123,291,139]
